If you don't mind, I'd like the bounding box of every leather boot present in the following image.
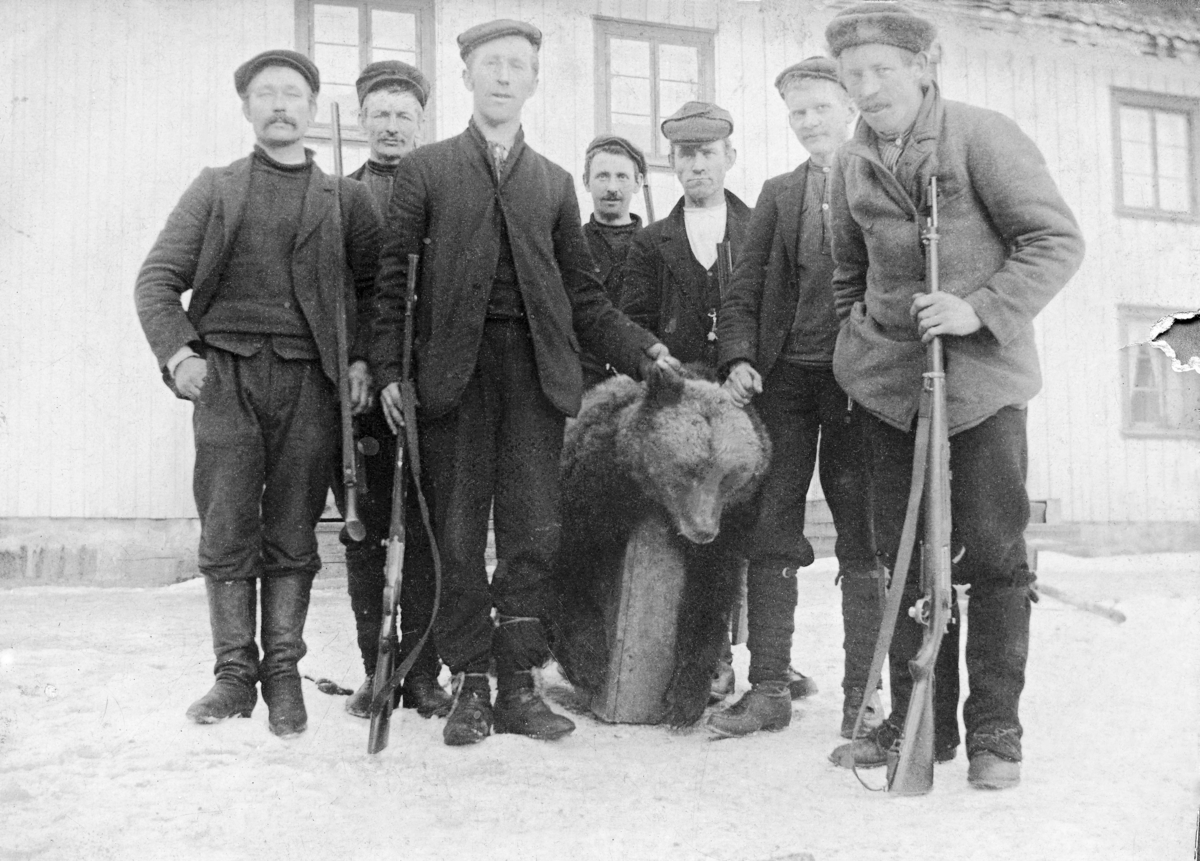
[186,577,259,724]
[841,686,884,739]
[494,671,575,740]
[963,584,1029,781]
[787,667,818,699]
[935,595,962,759]
[706,682,791,738]
[345,675,374,719]
[745,562,798,688]
[968,750,1022,790]
[443,673,493,746]
[260,574,313,738]
[840,567,883,694]
[402,673,453,718]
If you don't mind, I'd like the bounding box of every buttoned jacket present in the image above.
[370,123,655,419]
[620,190,753,365]
[830,83,1085,434]
[135,153,379,388]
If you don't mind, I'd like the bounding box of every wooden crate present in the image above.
[591,517,687,724]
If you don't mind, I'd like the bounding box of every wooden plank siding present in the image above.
[0,0,1197,530]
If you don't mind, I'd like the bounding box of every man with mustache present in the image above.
[823,2,1084,789]
[712,57,884,740]
[371,19,680,747]
[135,50,380,738]
[580,134,646,387]
[335,60,453,721]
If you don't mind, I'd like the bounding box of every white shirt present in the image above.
[683,202,727,270]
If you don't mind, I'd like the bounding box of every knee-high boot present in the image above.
[260,573,314,738]
[839,567,884,738]
[345,543,385,677]
[964,583,1030,762]
[186,577,259,723]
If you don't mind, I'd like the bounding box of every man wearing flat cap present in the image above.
[823,2,1084,789]
[333,58,453,722]
[135,49,380,738]
[371,19,680,747]
[711,57,885,740]
[579,134,646,386]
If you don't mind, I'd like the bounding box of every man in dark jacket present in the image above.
[135,50,380,738]
[580,134,646,387]
[823,3,1084,789]
[334,60,452,721]
[372,20,679,747]
[712,57,884,740]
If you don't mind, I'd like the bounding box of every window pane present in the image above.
[658,44,698,84]
[1159,175,1190,211]
[317,83,360,127]
[611,38,650,78]
[372,46,418,66]
[612,119,653,155]
[1119,106,1151,144]
[315,42,360,86]
[658,80,700,117]
[372,9,417,52]
[612,75,651,116]
[1155,110,1188,150]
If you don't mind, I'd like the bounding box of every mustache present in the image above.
[600,192,625,201]
[267,113,297,127]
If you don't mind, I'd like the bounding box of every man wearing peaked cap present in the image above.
[135,50,380,739]
[333,57,453,724]
[371,18,679,747]
[712,55,883,741]
[618,100,763,715]
[579,134,646,387]
[824,3,1084,789]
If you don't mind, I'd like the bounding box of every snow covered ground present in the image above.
[1,551,1196,861]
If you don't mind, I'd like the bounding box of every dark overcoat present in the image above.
[718,161,835,379]
[134,153,379,388]
[620,190,753,365]
[830,83,1085,434]
[371,124,655,419]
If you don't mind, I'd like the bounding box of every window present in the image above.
[1112,89,1199,219]
[1120,306,1200,437]
[594,18,715,217]
[295,0,434,170]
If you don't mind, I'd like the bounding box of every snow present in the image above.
[1,551,1196,861]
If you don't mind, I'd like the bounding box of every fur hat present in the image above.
[457,19,542,60]
[235,49,319,96]
[774,56,843,97]
[825,2,936,58]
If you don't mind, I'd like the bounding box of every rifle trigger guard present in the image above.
[907,596,931,626]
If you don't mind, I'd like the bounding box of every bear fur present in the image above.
[550,366,771,727]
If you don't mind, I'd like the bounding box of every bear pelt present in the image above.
[549,365,771,727]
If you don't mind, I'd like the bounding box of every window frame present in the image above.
[294,0,436,149]
[1118,304,1200,439]
[593,16,716,172]
[1111,87,1200,222]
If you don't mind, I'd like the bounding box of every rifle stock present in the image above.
[888,176,953,796]
[367,253,421,755]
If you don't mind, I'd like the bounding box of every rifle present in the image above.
[710,240,734,343]
[330,102,366,541]
[888,176,954,795]
[642,181,656,223]
[367,253,426,754]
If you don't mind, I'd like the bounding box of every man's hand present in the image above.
[910,292,982,343]
[174,356,208,401]
[645,342,683,375]
[722,361,762,408]
[379,382,405,435]
[348,360,373,415]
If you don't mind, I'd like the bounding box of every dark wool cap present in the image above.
[586,135,647,176]
[356,60,430,107]
[825,2,937,58]
[457,19,542,59]
[235,49,320,96]
[661,101,734,144]
[774,56,843,96]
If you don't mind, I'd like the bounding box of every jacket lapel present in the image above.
[778,162,808,267]
[657,198,699,287]
[295,162,337,249]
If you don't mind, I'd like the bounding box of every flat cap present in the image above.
[586,135,647,176]
[774,56,843,95]
[661,101,734,144]
[457,19,542,59]
[235,49,320,96]
[825,2,936,58]
[356,60,430,107]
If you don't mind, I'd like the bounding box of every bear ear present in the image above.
[645,362,686,409]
